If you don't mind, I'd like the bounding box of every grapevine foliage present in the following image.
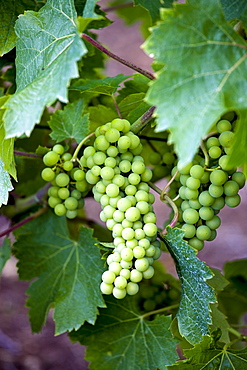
[0,0,247,368]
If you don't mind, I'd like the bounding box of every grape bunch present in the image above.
[78,118,161,299]
[41,144,90,219]
[171,113,245,251]
[137,261,181,313]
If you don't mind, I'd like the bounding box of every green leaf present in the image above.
[119,92,146,116]
[220,0,247,23]
[0,238,11,274]
[164,227,216,344]
[134,0,172,23]
[70,295,178,370]
[71,75,132,96]
[117,73,149,102]
[83,0,102,19]
[168,334,247,369]
[228,112,247,170]
[48,99,90,143]
[88,105,118,132]
[143,0,247,169]
[0,159,13,207]
[0,0,46,56]
[0,96,16,180]
[14,211,106,335]
[3,0,87,139]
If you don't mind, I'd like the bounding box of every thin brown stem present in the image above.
[111,95,122,118]
[103,2,133,12]
[81,33,155,80]
[14,151,42,159]
[131,106,156,134]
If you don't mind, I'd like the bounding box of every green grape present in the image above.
[162,152,175,165]
[119,159,131,173]
[211,197,225,210]
[143,223,157,237]
[43,151,59,166]
[181,200,190,211]
[188,199,201,209]
[58,187,70,200]
[135,258,149,272]
[107,145,119,157]
[180,175,189,186]
[219,131,234,148]
[125,207,141,222]
[100,282,113,295]
[54,203,67,216]
[142,266,155,279]
[136,201,150,214]
[122,228,135,241]
[55,173,70,187]
[93,151,107,166]
[125,184,137,195]
[63,161,74,172]
[105,157,117,168]
[41,168,56,182]
[114,276,127,289]
[223,180,239,196]
[210,170,228,186]
[64,197,78,210]
[108,261,122,275]
[118,136,131,150]
[128,134,140,150]
[186,177,201,190]
[113,210,125,222]
[185,188,199,200]
[182,208,199,224]
[111,118,125,131]
[112,287,126,299]
[132,161,145,174]
[117,198,132,212]
[198,191,214,206]
[83,146,96,158]
[86,170,99,185]
[206,215,221,230]
[209,146,221,159]
[216,119,232,133]
[48,196,62,208]
[78,199,85,209]
[62,152,72,161]
[134,229,145,240]
[106,183,120,197]
[141,168,153,182]
[112,173,126,187]
[200,171,210,184]
[225,194,241,207]
[231,172,245,189]
[102,270,116,284]
[105,128,120,143]
[128,173,141,185]
[179,162,193,175]
[218,155,233,171]
[196,225,211,240]
[206,137,220,149]
[94,135,110,151]
[100,166,115,180]
[126,282,139,295]
[221,112,235,121]
[74,169,85,181]
[188,237,204,251]
[103,205,115,219]
[91,165,101,177]
[182,224,196,238]
[48,186,59,197]
[208,184,224,198]
[76,180,88,192]
[53,144,64,155]
[199,206,214,221]
[121,152,134,162]
[149,152,162,165]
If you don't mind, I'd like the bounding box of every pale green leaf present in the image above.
[0,96,16,180]
[70,75,132,96]
[168,335,247,369]
[228,111,247,167]
[143,0,247,169]
[0,159,13,207]
[3,0,87,139]
[0,238,11,274]
[70,295,178,370]
[164,227,216,344]
[83,0,102,19]
[48,99,90,143]
[14,211,106,335]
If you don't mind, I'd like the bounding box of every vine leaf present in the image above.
[143,0,247,168]
[167,334,247,369]
[14,211,106,335]
[220,0,247,23]
[70,75,132,96]
[0,96,16,180]
[134,0,172,23]
[48,99,90,143]
[0,238,11,274]
[164,227,216,344]
[70,295,178,370]
[3,0,87,139]
[0,159,13,207]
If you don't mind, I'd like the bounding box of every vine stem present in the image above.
[0,207,47,239]
[141,303,179,319]
[14,150,42,159]
[81,33,155,81]
[131,106,156,134]
[72,132,95,161]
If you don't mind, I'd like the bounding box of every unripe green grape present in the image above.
[225,194,241,207]
[211,196,225,210]
[106,183,120,197]
[125,184,137,196]
[128,134,140,150]
[63,160,74,172]
[120,269,131,280]
[114,276,127,289]
[122,228,135,241]
[135,258,149,272]
[109,195,122,208]
[185,188,199,200]
[143,223,158,237]
[145,245,155,257]
[141,168,153,182]
[188,237,204,251]
[186,177,200,190]
[209,146,222,159]
[182,224,196,238]
[100,166,115,180]
[198,191,214,206]
[142,266,155,279]
[206,215,221,230]
[216,119,232,133]
[113,210,125,222]
[43,151,60,166]
[102,270,116,284]
[149,152,162,165]
[153,247,161,260]
[125,207,141,222]
[58,187,70,200]
[76,180,88,193]
[120,260,133,269]
[74,169,85,181]
[94,181,106,194]
[41,168,56,182]
[66,210,78,219]
[128,173,140,185]
[94,135,110,151]
[219,131,234,148]
[100,282,113,295]
[178,186,186,200]
[206,137,220,149]
[223,180,239,196]
[139,238,150,249]
[112,252,121,262]
[112,287,126,299]
[103,205,115,219]
[199,206,214,221]
[53,144,64,155]
[188,199,201,209]
[119,159,131,173]
[93,151,107,166]
[138,182,150,192]
[64,197,78,210]
[231,172,245,188]
[104,156,117,168]
[105,128,120,143]
[162,152,175,165]
[54,203,67,216]
[189,164,204,179]
[118,136,131,150]
[181,200,190,211]
[48,186,59,197]
[86,171,99,185]
[106,219,116,230]
[196,225,211,241]
[61,152,72,161]
[126,282,139,295]
[83,146,96,158]
[208,184,224,198]
[218,155,232,171]
[111,118,125,131]
[130,269,143,283]
[86,156,95,168]
[126,239,138,249]
[132,161,145,175]
[122,220,134,230]
[120,152,134,162]
[134,229,145,240]
[182,208,199,224]
[136,201,150,214]
[107,145,119,157]
[117,198,132,212]
[200,171,210,184]
[210,170,228,186]
[152,165,169,179]
[108,261,122,275]
[180,175,189,186]
[221,111,235,121]
[56,173,70,187]
[133,246,145,259]
[121,119,131,133]
[149,193,155,204]
[135,190,149,202]
[78,199,85,209]
[179,162,193,175]
[133,221,143,230]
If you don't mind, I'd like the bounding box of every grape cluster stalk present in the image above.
[170,113,245,250]
[77,118,161,299]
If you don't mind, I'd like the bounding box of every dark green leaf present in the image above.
[95,241,115,252]
[0,238,11,274]
[117,73,149,102]
[88,105,118,132]
[220,0,247,23]
[3,0,87,139]
[70,75,132,96]
[0,159,13,207]
[48,99,90,143]
[70,295,178,370]
[164,227,216,344]
[168,334,247,369]
[134,0,172,23]
[14,211,106,334]
[143,0,247,169]
[118,92,146,117]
